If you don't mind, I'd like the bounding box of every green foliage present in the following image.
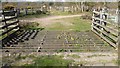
[27,6,33,9]
[49,2,54,6]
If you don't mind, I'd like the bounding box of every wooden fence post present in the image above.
[25,8,28,15]
[17,8,20,16]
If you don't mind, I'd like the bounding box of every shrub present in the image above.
[36,10,42,14]
[27,6,33,9]
[19,22,39,29]
[4,5,15,10]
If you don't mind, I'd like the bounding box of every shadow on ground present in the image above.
[1,28,44,47]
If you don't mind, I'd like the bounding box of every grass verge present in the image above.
[21,55,74,67]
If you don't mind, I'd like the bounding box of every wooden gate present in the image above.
[92,9,118,49]
[0,9,20,47]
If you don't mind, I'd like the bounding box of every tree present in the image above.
[49,2,54,6]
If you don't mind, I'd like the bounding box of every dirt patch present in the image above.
[20,14,83,27]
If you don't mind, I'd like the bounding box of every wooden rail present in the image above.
[92,10,118,48]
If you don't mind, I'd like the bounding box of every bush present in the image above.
[36,10,42,14]
[4,5,15,10]
[19,22,39,29]
[27,6,33,9]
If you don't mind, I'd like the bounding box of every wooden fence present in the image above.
[0,9,20,47]
[92,9,118,48]
[17,6,51,17]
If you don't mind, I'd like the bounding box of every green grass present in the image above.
[45,17,91,31]
[112,59,120,65]
[46,22,70,30]
[22,55,74,67]
[70,17,91,31]
[67,54,80,58]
